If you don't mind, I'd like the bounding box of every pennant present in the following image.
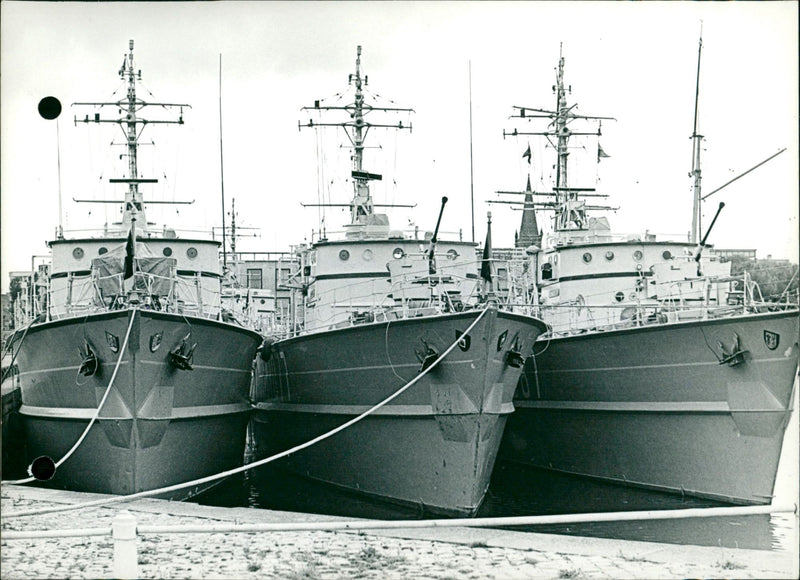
[480,216,493,283]
[123,227,136,279]
[522,144,532,165]
[597,143,610,161]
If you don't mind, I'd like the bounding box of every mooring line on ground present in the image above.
[2,307,490,519]
[2,502,796,539]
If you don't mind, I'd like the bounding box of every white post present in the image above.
[112,510,139,579]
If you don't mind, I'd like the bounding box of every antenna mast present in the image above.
[689,30,704,244]
[73,39,190,233]
[502,44,615,232]
[469,61,475,242]
[219,53,227,268]
[300,46,413,226]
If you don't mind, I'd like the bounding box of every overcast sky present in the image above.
[2,1,797,291]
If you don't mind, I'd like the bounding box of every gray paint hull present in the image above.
[252,307,546,516]
[13,308,261,499]
[501,310,799,504]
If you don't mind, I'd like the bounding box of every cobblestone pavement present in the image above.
[1,486,796,579]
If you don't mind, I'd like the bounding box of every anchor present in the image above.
[415,339,439,373]
[505,341,525,369]
[169,334,197,371]
[78,341,99,377]
[718,333,748,366]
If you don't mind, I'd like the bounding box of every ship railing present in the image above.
[280,263,484,337]
[308,226,465,244]
[541,284,797,337]
[35,265,231,324]
[286,258,544,338]
[57,225,217,241]
[545,230,689,247]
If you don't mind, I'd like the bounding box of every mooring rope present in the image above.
[3,311,136,486]
[2,307,490,519]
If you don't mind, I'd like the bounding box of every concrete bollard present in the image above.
[112,510,139,579]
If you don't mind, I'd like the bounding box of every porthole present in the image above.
[633,250,643,261]
[259,299,266,305]
[605,251,615,261]
[615,291,625,302]
[662,250,672,260]
[186,247,198,259]
[98,247,108,255]
[582,252,593,263]
[630,293,637,300]
[72,247,84,259]
[392,247,405,259]
[339,249,350,261]
[636,263,643,271]
[447,249,459,260]
[362,249,373,261]
[163,247,173,257]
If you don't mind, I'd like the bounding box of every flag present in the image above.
[522,144,532,165]
[123,227,136,279]
[480,216,493,283]
[597,143,610,161]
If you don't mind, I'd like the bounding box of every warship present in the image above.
[251,47,547,516]
[496,42,798,505]
[4,41,262,499]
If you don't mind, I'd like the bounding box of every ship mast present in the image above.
[73,40,191,233]
[689,32,704,244]
[300,46,413,226]
[502,44,615,233]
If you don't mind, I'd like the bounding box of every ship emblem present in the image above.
[455,330,471,352]
[105,331,119,353]
[763,330,780,351]
[150,332,163,352]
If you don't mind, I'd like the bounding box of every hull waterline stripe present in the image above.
[268,358,475,378]
[538,355,793,374]
[19,402,251,420]
[512,400,790,413]
[17,361,130,377]
[139,360,251,374]
[253,401,515,416]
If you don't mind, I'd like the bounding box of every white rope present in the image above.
[3,311,136,485]
[3,307,490,519]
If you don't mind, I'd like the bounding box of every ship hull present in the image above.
[13,308,261,499]
[500,310,799,504]
[252,307,546,516]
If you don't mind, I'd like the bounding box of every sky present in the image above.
[2,1,798,292]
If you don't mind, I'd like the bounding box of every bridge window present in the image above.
[247,269,262,289]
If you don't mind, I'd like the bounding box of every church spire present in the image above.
[516,174,541,248]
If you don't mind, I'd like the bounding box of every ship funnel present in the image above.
[28,455,57,481]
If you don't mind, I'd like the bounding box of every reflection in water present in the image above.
[195,459,785,551]
[196,382,798,553]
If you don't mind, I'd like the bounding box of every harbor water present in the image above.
[196,378,799,553]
